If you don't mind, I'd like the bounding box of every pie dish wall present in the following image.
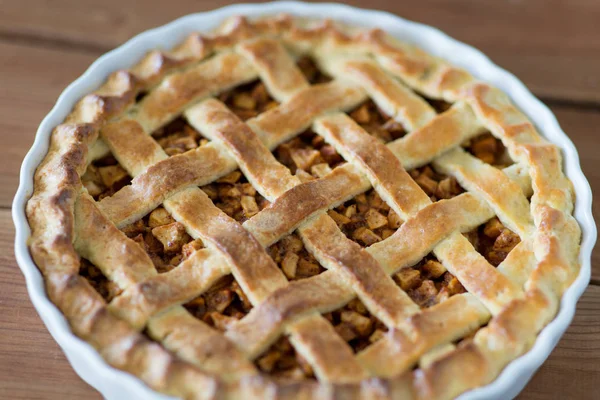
[12,2,596,400]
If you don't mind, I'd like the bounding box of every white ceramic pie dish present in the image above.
[12,2,595,399]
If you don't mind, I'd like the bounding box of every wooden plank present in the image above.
[0,0,599,102]
[0,42,96,208]
[1,205,598,398]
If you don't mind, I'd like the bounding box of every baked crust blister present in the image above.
[26,14,581,400]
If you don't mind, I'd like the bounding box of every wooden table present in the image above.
[1,1,598,398]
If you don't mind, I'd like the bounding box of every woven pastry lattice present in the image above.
[27,15,581,400]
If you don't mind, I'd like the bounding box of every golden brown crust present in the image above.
[74,193,156,288]
[247,81,367,148]
[299,214,420,328]
[226,271,352,357]
[386,102,486,170]
[25,13,581,400]
[98,142,236,227]
[135,51,258,133]
[320,57,436,130]
[314,113,430,217]
[433,148,533,237]
[165,188,288,304]
[245,167,370,246]
[27,124,98,275]
[367,193,495,274]
[237,38,309,101]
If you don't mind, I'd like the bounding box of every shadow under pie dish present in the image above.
[21,8,586,400]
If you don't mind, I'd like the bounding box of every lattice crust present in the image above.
[26,14,581,400]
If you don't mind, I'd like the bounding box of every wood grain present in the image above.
[1,1,598,398]
[1,0,599,103]
[0,41,96,208]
